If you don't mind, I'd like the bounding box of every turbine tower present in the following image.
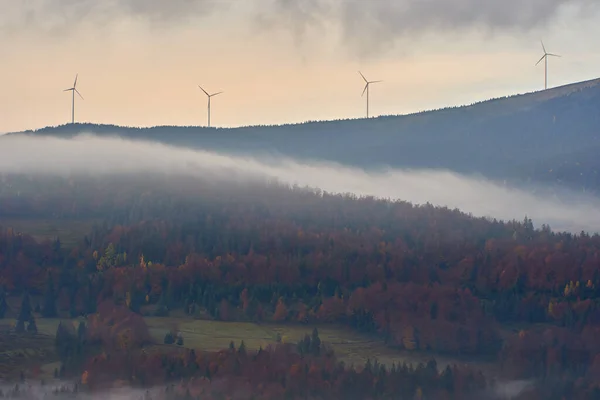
[536,41,561,90]
[359,71,382,118]
[63,74,84,124]
[198,85,223,128]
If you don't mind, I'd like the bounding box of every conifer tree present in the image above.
[238,340,247,357]
[154,293,169,317]
[310,327,321,356]
[163,331,175,345]
[0,287,7,319]
[42,274,58,318]
[27,318,38,334]
[77,321,87,344]
[16,292,33,334]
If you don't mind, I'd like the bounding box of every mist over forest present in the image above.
[1,134,599,233]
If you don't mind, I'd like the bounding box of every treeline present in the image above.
[1,174,600,390]
[83,341,489,400]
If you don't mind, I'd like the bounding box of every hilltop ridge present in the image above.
[7,77,600,192]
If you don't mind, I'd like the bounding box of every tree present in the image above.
[77,321,87,344]
[41,274,58,318]
[16,292,33,334]
[238,340,247,357]
[0,287,7,319]
[273,298,288,322]
[163,331,175,345]
[154,293,169,317]
[310,328,321,356]
[27,318,38,334]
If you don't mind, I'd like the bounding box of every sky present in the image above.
[1,0,600,133]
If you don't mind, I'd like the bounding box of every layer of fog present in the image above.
[0,380,533,400]
[0,382,154,400]
[2,133,600,234]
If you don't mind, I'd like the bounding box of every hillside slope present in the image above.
[8,78,600,190]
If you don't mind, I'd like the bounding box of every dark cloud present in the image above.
[269,0,597,31]
[0,0,223,34]
[264,0,598,54]
[1,0,597,53]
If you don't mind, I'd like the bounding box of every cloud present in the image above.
[3,0,597,41]
[2,133,600,234]
[0,0,224,34]
[265,0,599,55]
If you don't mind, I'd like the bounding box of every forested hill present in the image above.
[8,77,600,190]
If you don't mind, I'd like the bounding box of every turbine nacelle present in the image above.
[199,85,223,98]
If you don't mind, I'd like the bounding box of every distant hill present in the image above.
[7,78,600,191]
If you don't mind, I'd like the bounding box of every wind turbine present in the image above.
[198,85,223,128]
[536,41,561,90]
[359,71,382,118]
[63,74,84,124]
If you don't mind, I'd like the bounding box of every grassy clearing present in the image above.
[144,318,498,375]
[34,318,84,336]
[0,324,56,380]
[145,317,276,352]
[0,218,97,248]
[5,316,497,380]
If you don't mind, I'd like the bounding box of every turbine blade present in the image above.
[75,89,84,100]
[358,71,368,83]
[547,53,561,58]
[541,40,546,54]
[370,80,383,84]
[535,54,546,66]
[361,84,368,97]
[64,88,73,92]
[211,91,224,97]
[74,73,78,88]
[198,85,209,96]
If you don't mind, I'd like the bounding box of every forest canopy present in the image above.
[1,172,600,399]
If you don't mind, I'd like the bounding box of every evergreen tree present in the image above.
[238,340,247,357]
[85,281,96,315]
[16,292,33,333]
[42,274,58,318]
[0,287,7,319]
[128,286,143,314]
[310,328,321,356]
[154,293,169,317]
[77,321,87,344]
[165,281,175,309]
[27,318,38,334]
[187,349,199,373]
[163,332,175,345]
[69,301,78,318]
[15,319,25,334]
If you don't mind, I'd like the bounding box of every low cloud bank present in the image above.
[1,133,600,233]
